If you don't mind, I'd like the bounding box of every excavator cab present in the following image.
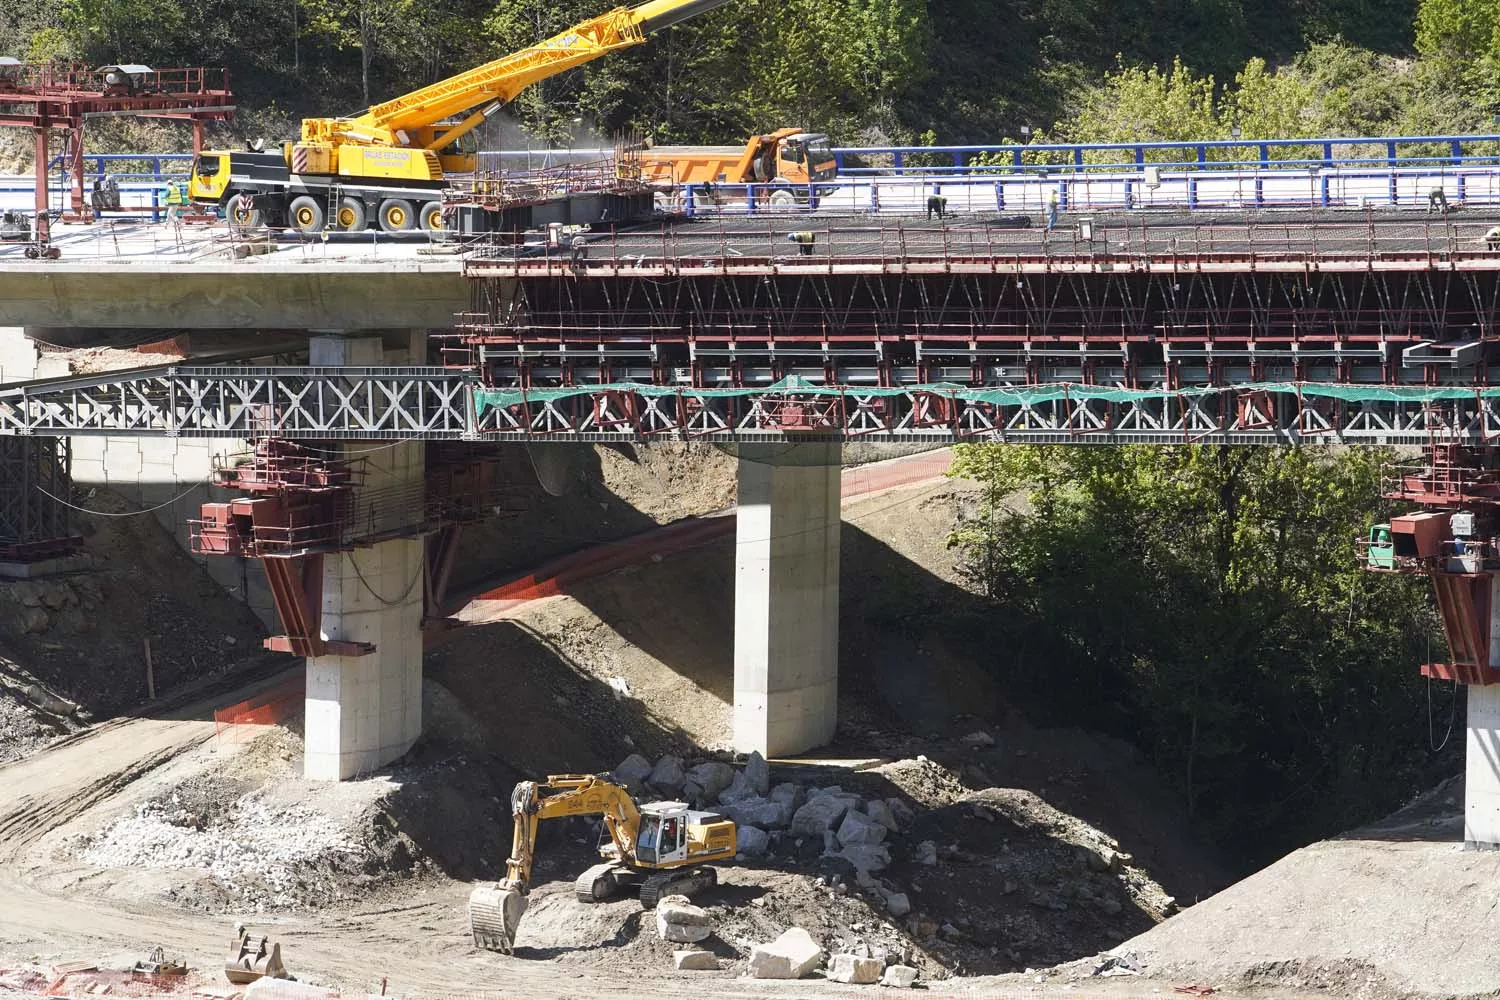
[636,805,690,865]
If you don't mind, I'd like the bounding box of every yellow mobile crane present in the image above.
[467,774,737,954]
[188,0,730,233]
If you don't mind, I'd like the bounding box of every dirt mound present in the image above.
[0,488,267,731]
[1091,776,1493,999]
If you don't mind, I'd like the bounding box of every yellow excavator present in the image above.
[468,774,737,954]
[188,0,732,232]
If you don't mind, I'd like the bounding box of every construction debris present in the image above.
[747,927,823,980]
[881,965,920,988]
[655,895,713,944]
[225,925,290,985]
[672,950,719,971]
[828,954,883,984]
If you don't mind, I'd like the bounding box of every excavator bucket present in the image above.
[468,883,529,954]
[224,924,289,985]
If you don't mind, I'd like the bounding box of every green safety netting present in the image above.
[471,375,1500,418]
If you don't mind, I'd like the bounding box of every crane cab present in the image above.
[634,802,736,868]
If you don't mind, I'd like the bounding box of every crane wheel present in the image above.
[419,201,444,231]
[378,199,415,232]
[288,196,325,234]
[229,195,262,229]
[335,197,367,232]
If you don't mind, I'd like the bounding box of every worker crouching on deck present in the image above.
[787,231,816,255]
[1484,226,1500,252]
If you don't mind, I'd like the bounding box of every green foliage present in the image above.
[61,0,185,64]
[946,445,1451,865]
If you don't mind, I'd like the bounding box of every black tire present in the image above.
[769,188,797,207]
[419,200,444,231]
[378,198,415,232]
[228,194,262,229]
[334,197,367,232]
[288,195,325,234]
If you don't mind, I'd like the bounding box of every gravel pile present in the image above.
[76,792,359,910]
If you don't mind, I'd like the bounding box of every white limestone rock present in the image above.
[613,753,653,790]
[914,839,938,866]
[723,797,792,829]
[769,782,804,810]
[791,795,852,836]
[961,730,996,748]
[736,825,770,857]
[656,895,713,943]
[828,954,883,985]
[886,892,911,917]
[866,798,899,832]
[686,761,736,800]
[837,809,888,846]
[674,950,719,971]
[839,843,892,874]
[744,750,771,795]
[648,755,686,796]
[881,965,919,988]
[748,927,823,980]
[719,770,759,805]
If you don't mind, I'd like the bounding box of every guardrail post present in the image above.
[1459,173,1468,204]
[1452,139,1464,164]
[994,181,1004,211]
[1320,172,1330,208]
[1323,142,1334,168]
[1387,141,1397,167]
[1258,143,1270,166]
[685,184,695,218]
[894,151,904,174]
[1390,170,1399,206]
[1012,149,1023,169]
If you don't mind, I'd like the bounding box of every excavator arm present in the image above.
[502,775,643,887]
[302,0,734,152]
[469,774,644,954]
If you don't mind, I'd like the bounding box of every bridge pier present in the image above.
[1467,684,1500,848]
[733,443,841,757]
[302,333,427,781]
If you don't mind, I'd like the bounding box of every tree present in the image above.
[301,0,417,107]
[947,443,1449,865]
[60,0,185,64]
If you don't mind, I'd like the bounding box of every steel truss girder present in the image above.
[0,367,473,439]
[4,364,1500,444]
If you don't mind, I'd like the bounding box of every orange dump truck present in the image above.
[641,128,837,204]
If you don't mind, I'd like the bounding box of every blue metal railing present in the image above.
[831,134,1500,175]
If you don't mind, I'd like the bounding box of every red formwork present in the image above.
[0,62,233,241]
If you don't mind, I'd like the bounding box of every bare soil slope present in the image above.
[1101,776,1492,999]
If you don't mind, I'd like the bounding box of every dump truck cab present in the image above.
[775,132,836,185]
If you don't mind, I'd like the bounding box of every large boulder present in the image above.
[744,751,771,795]
[769,782,803,810]
[736,825,770,857]
[838,844,891,874]
[791,795,852,836]
[886,892,912,918]
[718,771,758,805]
[828,954,883,985]
[914,840,938,866]
[748,928,823,980]
[866,799,899,832]
[686,762,736,801]
[656,895,713,944]
[723,797,792,829]
[613,753,653,790]
[836,809,888,846]
[648,756,686,797]
[674,950,719,971]
[885,797,916,829]
[881,965,919,988]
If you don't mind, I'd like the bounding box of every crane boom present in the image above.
[301,0,733,152]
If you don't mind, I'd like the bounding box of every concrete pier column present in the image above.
[1467,683,1500,848]
[733,442,841,757]
[303,333,427,780]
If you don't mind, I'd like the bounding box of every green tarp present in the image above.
[471,376,1500,419]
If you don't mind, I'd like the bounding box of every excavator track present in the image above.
[574,862,626,904]
[639,866,718,910]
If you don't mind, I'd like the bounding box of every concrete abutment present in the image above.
[732,442,841,758]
